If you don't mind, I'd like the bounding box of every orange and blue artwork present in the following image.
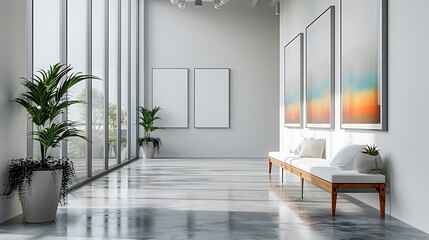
[342,73,380,124]
[307,78,331,124]
[305,6,334,128]
[284,33,303,127]
[284,91,301,124]
[341,0,386,130]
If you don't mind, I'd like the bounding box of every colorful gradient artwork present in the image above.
[305,6,334,128]
[307,78,331,124]
[342,73,380,124]
[285,92,301,123]
[284,33,303,127]
[341,0,386,130]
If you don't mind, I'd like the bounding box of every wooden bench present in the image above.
[268,155,386,217]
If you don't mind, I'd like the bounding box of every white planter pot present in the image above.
[142,143,155,159]
[22,169,62,223]
[354,152,383,174]
[139,147,143,159]
[121,146,128,160]
[109,144,117,158]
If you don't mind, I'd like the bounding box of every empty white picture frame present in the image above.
[194,68,230,128]
[152,68,188,128]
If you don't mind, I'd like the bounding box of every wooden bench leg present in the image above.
[331,185,338,216]
[268,159,273,174]
[281,168,284,183]
[379,184,386,218]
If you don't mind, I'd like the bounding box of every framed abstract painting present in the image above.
[305,6,335,129]
[284,33,303,128]
[341,0,387,130]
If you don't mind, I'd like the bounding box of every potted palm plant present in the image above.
[138,106,162,159]
[1,63,97,223]
[107,104,127,158]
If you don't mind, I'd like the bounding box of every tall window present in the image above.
[130,0,138,158]
[120,0,129,162]
[109,0,120,168]
[92,0,107,174]
[31,0,140,182]
[67,0,88,179]
[33,0,60,160]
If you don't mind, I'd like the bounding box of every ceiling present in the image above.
[181,0,280,7]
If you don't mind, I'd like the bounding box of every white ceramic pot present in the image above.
[142,142,155,159]
[22,169,62,223]
[354,152,383,174]
[121,146,128,160]
[109,144,117,158]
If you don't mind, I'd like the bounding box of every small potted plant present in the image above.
[1,63,97,223]
[138,106,162,159]
[107,104,127,158]
[354,144,384,174]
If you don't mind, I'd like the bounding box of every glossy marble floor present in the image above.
[1,158,428,239]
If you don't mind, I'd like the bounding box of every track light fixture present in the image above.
[171,0,229,10]
[178,0,186,9]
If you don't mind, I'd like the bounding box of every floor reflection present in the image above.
[0,159,427,240]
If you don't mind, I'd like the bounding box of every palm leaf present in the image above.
[34,121,87,150]
[138,106,162,140]
[13,63,97,162]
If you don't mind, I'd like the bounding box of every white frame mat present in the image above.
[152,68,188,128]
[194,68,230,129]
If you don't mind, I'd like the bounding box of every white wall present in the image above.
[145,0,279,158]
[0,0,28,223]
[280,0,429,234]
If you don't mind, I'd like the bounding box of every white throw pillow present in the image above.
[330,144,365,170]
[289,138,304,155]
[299,138,326,158]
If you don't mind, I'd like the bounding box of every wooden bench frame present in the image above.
[268,156,386,217]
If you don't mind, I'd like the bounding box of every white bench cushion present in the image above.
[269,152,385,184]
[284,156,328,167]
[269,151,291,162]
[309,167,385,183]
[268,151,280,159]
